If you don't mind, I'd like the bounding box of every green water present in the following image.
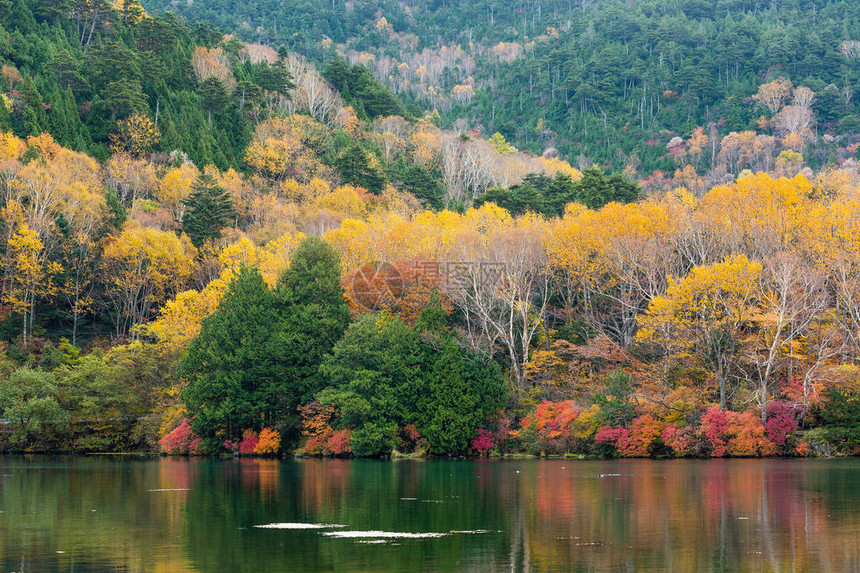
[1,457,858,572]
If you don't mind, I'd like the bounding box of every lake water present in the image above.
[1,456,859,572]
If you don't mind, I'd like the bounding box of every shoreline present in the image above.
[1,451,855,460]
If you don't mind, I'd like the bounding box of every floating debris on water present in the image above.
[323,529,494,540]
[323,530,449,539]
[448,530,492,534]
[254,523,347,530]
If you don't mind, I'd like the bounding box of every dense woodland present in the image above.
[142,0,860,175]
[0,0,858,458]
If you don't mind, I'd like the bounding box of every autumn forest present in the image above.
[0,0,858,459]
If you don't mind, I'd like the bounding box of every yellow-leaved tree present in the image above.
[101,224,196,337]
[1,215,62,347]
[157,163,199,224]
[109,113,160,157]
[548,200,681,347]
[637,254,762,410]
[144,279,229,354]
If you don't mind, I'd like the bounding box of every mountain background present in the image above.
[142,0,860,176]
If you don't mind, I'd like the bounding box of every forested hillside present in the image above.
[0,0,859,459]
[143,0,860,177]
[0,0,277,167]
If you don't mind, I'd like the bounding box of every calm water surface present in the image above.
[0,456,858,572]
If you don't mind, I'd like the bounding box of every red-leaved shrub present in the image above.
[725,411,775,456]
[661,424,697,457]
[699,408,730,457]
[765,401,800,447]
[238,429,259,454]
[621,415,663,457]
[327,430,352,455]
[471,428,495,456]
[300,401,352,456]
[594,426,630,455]
[511,400,582,454]
[302,434,328,455]
[159,419,201,455]
[699,407,775,457]
[304,429,352,456]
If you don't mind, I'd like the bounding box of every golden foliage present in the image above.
[637,254,762,356]
[0,132,25,163]
[190,46,237,91]
[157,164,199,223]
[102,223,196,333]
[536,156,583,181]
[110,114,160,157]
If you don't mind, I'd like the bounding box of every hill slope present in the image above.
[141,0,860,176]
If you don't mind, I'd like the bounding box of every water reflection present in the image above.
[0,457,858,572]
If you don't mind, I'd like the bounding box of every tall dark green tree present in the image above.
[393,163,444,209]
[181,173,236,249]
[318,299,506,457]
[317,312,420,457]
[275,236,351,402]
[474,172,590,216]
[48,50,90,95]
[412,297,507,454]
[180,266,287,447]
[414,339,505,454]
[323,58,406,119]
[572,167,640,210]
[198,77,230,122]
[474,182,548,216]
[252,61,295,97]
[181,238,350,450]
[335,144,386,193]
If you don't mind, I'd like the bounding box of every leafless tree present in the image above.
[444,225,551,390]
[747,254,828,422]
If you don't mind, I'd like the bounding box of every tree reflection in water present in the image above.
[0,457,858,572]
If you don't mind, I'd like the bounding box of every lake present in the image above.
[1,457,858,572]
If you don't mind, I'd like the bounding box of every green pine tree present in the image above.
[335,144,386,194]
[275,236,351,402]
[181,173,236,249]
[180,266,287,448]
[181,239,351,451]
